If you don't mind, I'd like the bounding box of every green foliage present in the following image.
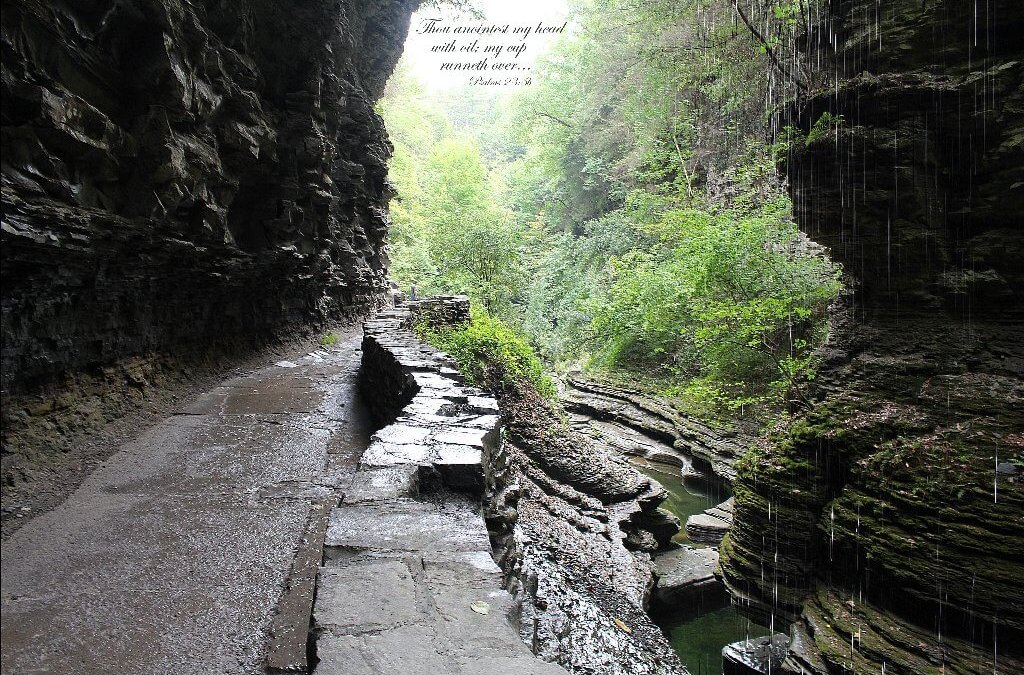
[417,304,556,400]
[522,211,642,359]
[771,113,845,165]
[805,112,845,145]
[498,0,842,415]
[769,126,805,164]
[321,333,339,348]
[590,191,840,408]
[378,0,842,417]
[378,63,526,318]
[420,138,526,314]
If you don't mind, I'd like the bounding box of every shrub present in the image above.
[416,304,556,401]
[589,194,841,410]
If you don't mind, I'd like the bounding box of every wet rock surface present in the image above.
[315,496,566,675]
[486,391,688,673]
[358,301,499,492]
[486,434,686,674]
[313,304,567,675]
[684,497,733,546]
[722,1,1024,672]
[1,328,371,674]
[407,295,472,328]
[356,302,684,673]
[564,376,753,482]
[1,0,418,467]
[652,546,720,610]
[721,634,788,675]
[566,374,761,669]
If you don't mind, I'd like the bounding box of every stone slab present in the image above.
[343,465,419,503]
[653,546,722,608]
[722,633,789,675]
[434,445,485,492]
[373,423,431,445]
[314,561,419,634]
[454,654,569,675]
[360,440,432,467]
[422,554,525,654]
[266,499,333,674]
[324,499,491,553]
[334,304,567,675]
[315,625,450,675]
[685,513,730,528]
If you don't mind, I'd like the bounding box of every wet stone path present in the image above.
[0,327,371,675]
[309,307,566,675]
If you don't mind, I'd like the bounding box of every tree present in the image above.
[422,139,525,315]
[377,70,525,317]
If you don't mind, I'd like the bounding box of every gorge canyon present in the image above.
[2,1,1022,674]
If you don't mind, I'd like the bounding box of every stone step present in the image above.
[685,497,735,544]
[324,496,490,554]
[315,496,566,675]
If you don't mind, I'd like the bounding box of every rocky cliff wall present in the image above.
[722,1,1024,673]
[1,0,418,457]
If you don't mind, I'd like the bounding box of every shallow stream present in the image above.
[634,463,769,675]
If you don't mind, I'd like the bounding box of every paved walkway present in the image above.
[1,328,369,675]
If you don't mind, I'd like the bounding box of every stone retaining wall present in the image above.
[406,295,472,328]
[312,303,566,674]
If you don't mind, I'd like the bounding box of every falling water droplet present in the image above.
[829,504,835,561]
[993,449,998,503]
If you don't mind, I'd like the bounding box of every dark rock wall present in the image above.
[722,1,1024,673]
[1,0,418,397]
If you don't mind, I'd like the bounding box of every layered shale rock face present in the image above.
[722,1,1024,673]
[1,0,416,445]
[485,388,686,673]
[563,376,755,482]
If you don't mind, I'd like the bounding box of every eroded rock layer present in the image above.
[564,376,754,482]
[1,0,417,451]
[722,1,1024,673]
[486,388,687,673]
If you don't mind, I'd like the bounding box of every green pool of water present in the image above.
[664,604,770,675]
[634,462,729,546]
[634,461,768,674]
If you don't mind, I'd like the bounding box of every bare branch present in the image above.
[732,1,807,92]
[532,110,574,129]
